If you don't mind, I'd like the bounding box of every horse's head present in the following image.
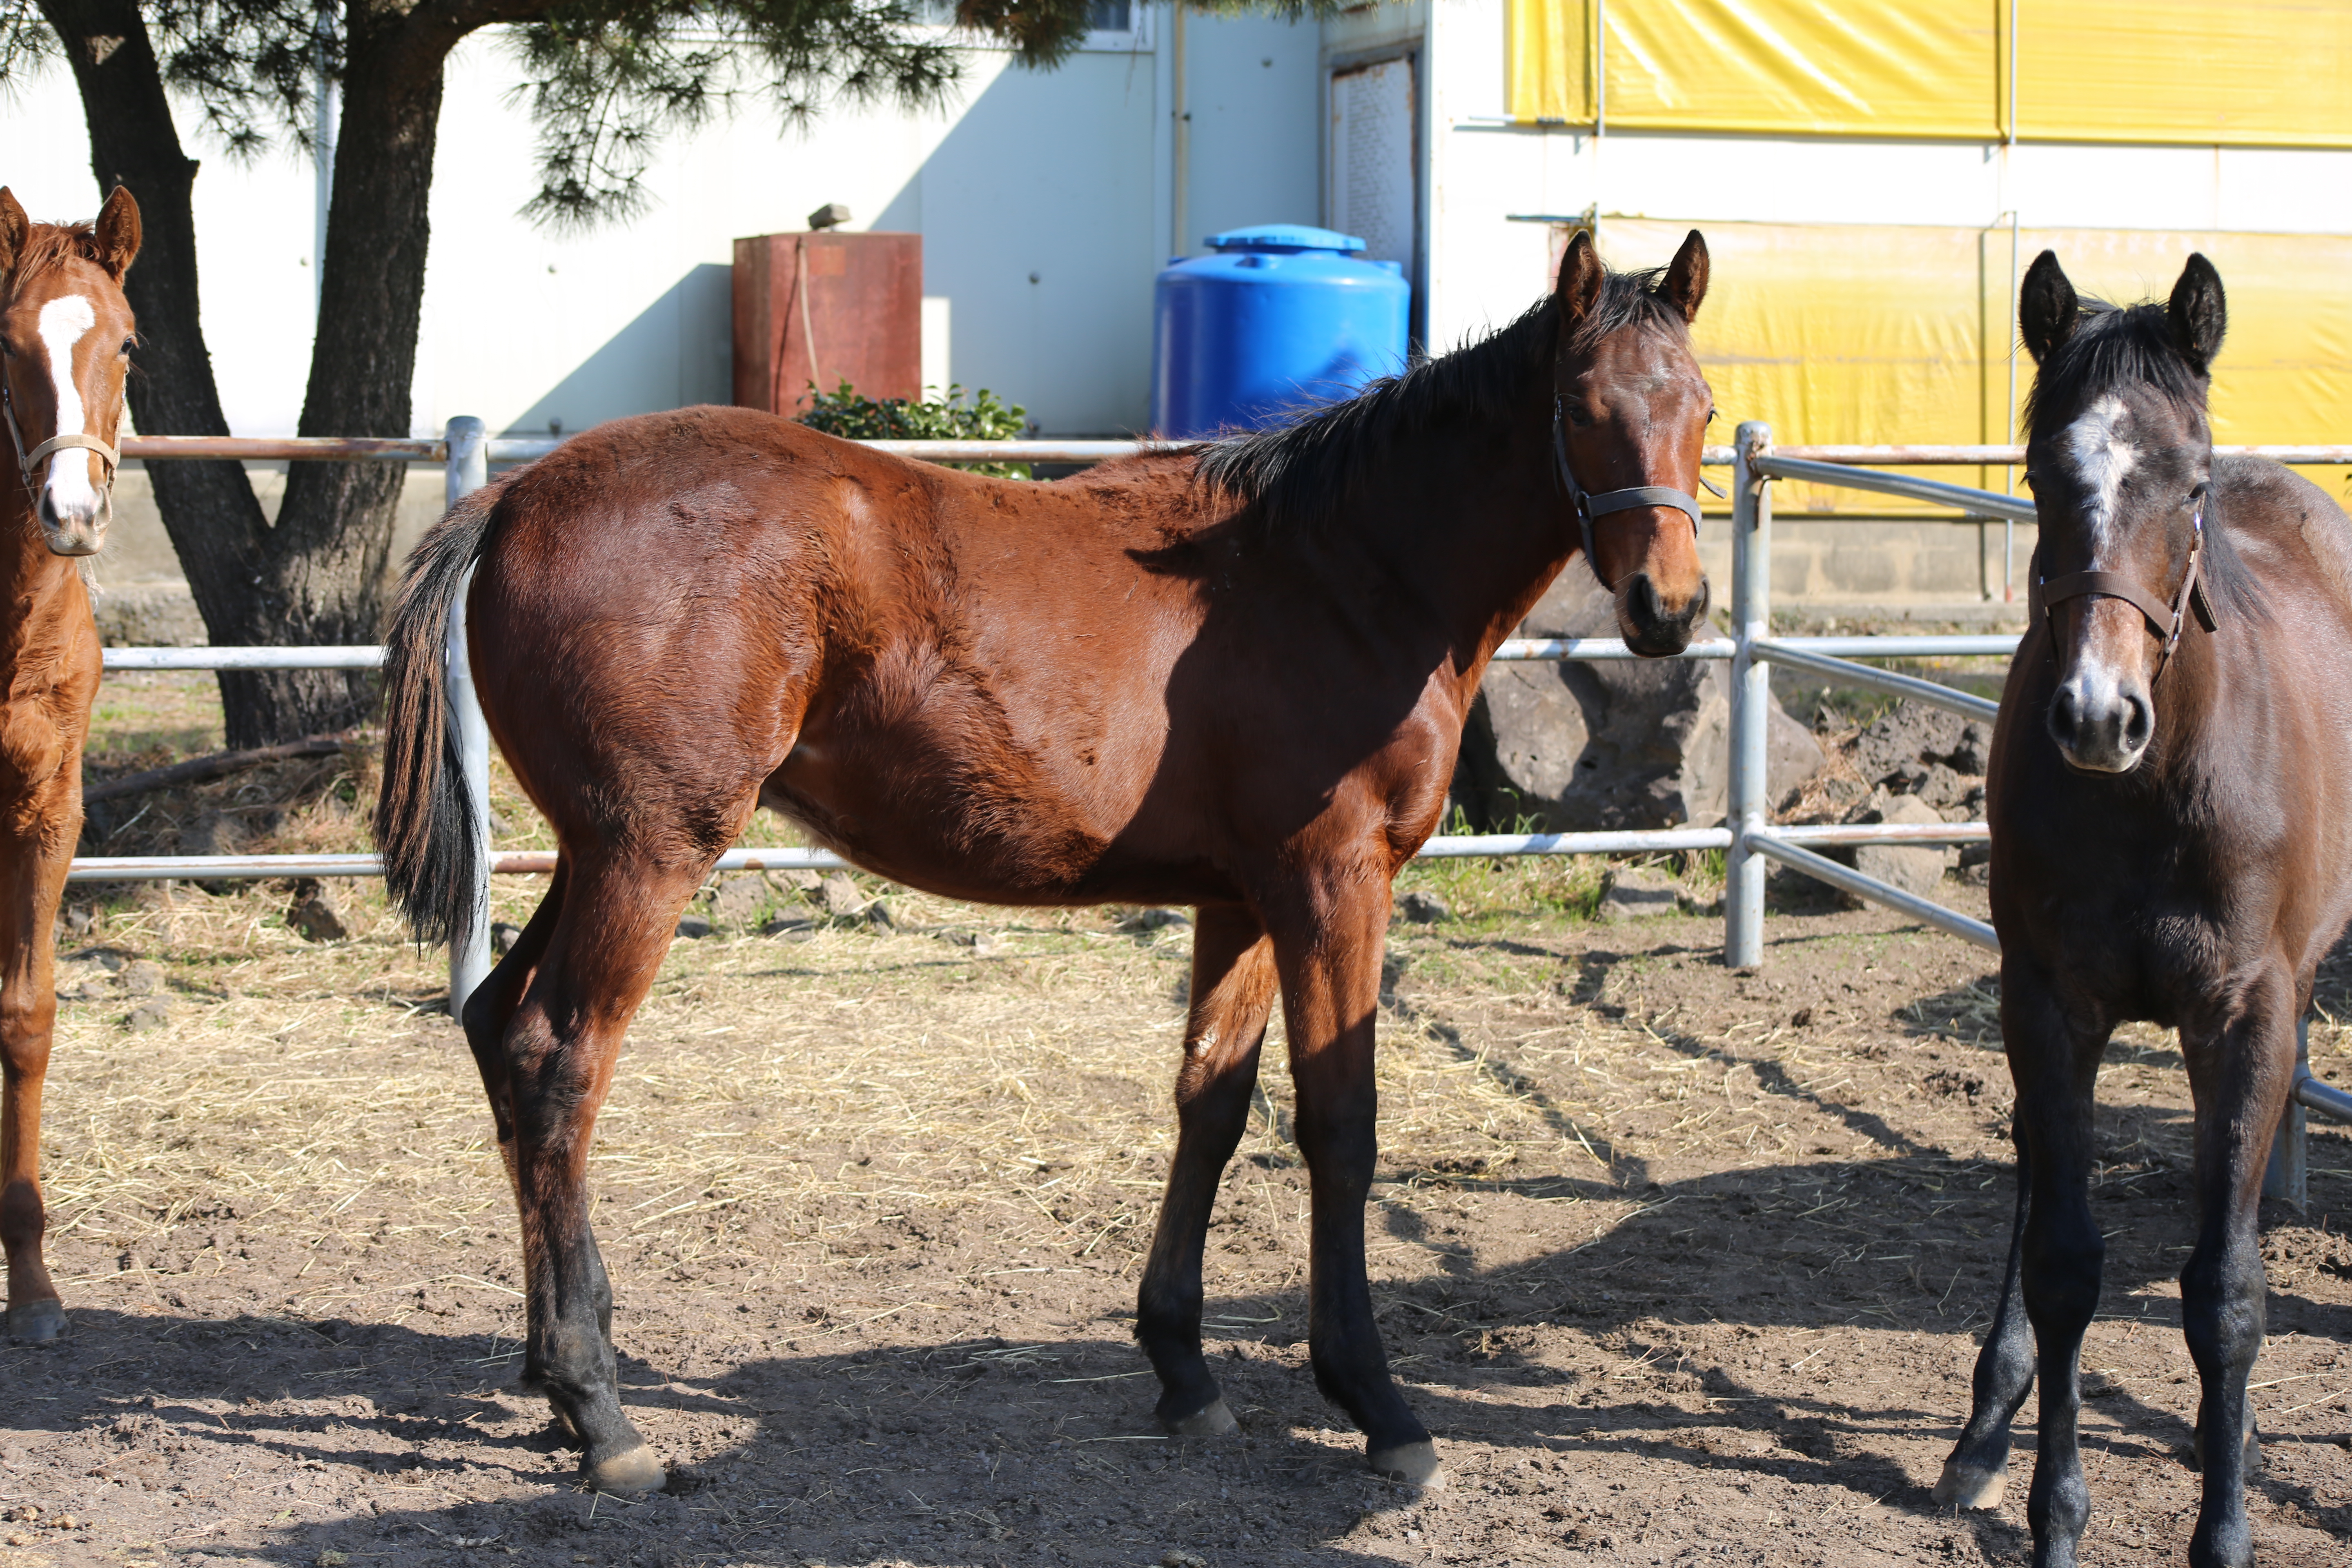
[1551,228,1714,656]
[0,185,140,559]
[2020,249,2224,774]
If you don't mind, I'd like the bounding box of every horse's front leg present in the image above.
[2002,964,2109,1568]
[1934,1122,2036,1508]
[1,782,76,1343]
[1137,902,1277,1435]
[2178,970,2296,1568]
[1267,869,1436,1484]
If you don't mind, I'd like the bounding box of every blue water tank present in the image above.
[1150,224,1410,439]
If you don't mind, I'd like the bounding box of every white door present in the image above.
[1327,58,1416,268]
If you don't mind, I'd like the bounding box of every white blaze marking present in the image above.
[36,294,100,517]
[2062,394,2137,549]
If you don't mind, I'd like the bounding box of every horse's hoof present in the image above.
[583,1443,665,1495]
[6,1297,67,1344]
[1161,1398,1238,1438]
[1932,1456,2006,1510]
[1368,1440,1445,1488]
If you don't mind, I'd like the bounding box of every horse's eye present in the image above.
[1564,403,1597,428]
[119,338,133,356]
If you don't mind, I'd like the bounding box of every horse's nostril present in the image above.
[2123,695,2153,748]
[2050,688,2080,742]
[1630,574,1665,626]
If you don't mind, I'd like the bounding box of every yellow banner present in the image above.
[1599,217,2352,512]
[1507,0,2352,147]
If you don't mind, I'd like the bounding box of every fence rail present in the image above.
[88,419,2347,1199]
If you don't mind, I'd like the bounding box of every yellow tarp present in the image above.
[1598,217,2352,512]
[2018,2,2352,147]
[1600,0,2000,138]
[1506,0,1592,124]
[1506,0,2352,147]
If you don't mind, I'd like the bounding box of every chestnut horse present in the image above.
[1936,252,2352,1568]
[0,185,140,1343]
[376,231,1715,1490]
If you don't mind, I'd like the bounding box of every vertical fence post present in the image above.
[443,417,492,1020]
[2265,1015,2309,1210]
[1723,421,1773,969]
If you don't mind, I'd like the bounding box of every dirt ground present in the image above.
[2,676,2348,1568]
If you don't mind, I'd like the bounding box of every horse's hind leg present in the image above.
[1935,1127,2036,1508]
[497,842,712,1493]
[2178,969,2296,1568]
[0,813,71,1343]
[456,860,615,1446]
[460,860,569,1194]
[1136,902,1276,1435]
[2002,964,2109,1568]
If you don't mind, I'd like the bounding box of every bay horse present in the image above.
[374,229,1716,1491]
[1935,251,2352,1568]
[0,185,141,1344]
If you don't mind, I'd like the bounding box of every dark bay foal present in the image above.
[1936,251,2352,1568]
[375,232,1718,1490]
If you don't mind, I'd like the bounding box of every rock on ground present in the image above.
[1398,891,1451,924]
[1452,577,1822,831]
[287,891,348,943]
[1852,704,1991,791]
[1599,868,1681,921]
[1848,792,1958,901]
[817,873,866,919]
[706,873,773,928]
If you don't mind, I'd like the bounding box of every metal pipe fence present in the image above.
[91,419,2348,1195]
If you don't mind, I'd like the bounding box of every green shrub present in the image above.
[799,380,1032,478]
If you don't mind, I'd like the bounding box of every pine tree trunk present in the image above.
[40,1,458,747]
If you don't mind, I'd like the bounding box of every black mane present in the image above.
[1194,267,1690,533]
[2021,296,2209,445]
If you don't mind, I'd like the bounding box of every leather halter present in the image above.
[2028,499,2218,679]
[1,379,119,528]
[1551,394,1713,589]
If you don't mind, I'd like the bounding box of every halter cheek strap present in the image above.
[2028,503,2218,679]
[2,380,120,527]
[1552,395,1715,589]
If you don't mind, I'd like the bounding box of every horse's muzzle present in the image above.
[1618,571,1710,657]
[2049,665,2152,773]
[38,492,105,557]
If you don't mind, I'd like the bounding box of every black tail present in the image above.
[374,480,503,949]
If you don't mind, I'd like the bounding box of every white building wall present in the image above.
[0,9,1323,443]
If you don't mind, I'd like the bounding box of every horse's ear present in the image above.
[2168,252,2226,373]
[1661,229,1708,323]
[2019,250,2078,364]
[1554,228,1604,328]
[93,185,140,281]
[0,187,25,279]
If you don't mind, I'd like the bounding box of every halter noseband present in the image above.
[2028,499,2218,680]
[1551,394,1714,589]
[1,379,119,529]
